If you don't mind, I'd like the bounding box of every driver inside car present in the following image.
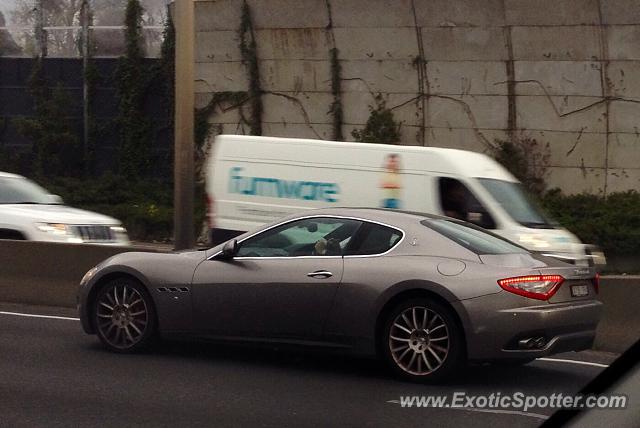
[313,238,341,256]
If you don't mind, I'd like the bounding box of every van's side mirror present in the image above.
[220,239,238,259]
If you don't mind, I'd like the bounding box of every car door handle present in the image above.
[307,270,333,279]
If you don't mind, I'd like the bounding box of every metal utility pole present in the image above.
[80,0,90,175]
[173,0,195,250]
[34,0,47,57]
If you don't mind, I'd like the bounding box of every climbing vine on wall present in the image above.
[239,1,262,135]
[328,47,343,141]
[194,91,249,149]
[158,10,175,126]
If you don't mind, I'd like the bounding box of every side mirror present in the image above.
[220,239,238,259]
[47,194,64,205]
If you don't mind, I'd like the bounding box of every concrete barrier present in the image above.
[594,276,640,353]
[0,240,164,308]
[0,240,637,353]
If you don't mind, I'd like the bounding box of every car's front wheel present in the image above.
[381,298,465,383]
[93,278,157,353]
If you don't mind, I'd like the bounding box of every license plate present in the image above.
[571,284,589,297]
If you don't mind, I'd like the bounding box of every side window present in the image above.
[438,177,496,229]
[346,222,403,256]
[236,217,361,258]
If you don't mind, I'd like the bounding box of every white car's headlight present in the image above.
[35,223,83,242]
[518,234,551,249]
[36,223,69,235]
[110,226,127,234]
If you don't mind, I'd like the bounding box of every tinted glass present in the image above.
[477,178,554,229]
[346,223,403,256]
[422,219,526,255]
[0,177,51,204]
[237,217,361,257]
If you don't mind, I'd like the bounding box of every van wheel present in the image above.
[380,298,464,383]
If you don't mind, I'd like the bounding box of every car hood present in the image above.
[1,204,119,225]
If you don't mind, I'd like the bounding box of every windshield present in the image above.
[0,177,54,204]
[477,178,554,228]
[422,219,527,255]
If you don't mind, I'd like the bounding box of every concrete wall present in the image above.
[194,0,640,195]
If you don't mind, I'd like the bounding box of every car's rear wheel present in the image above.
[381,298,464,383]
[94,278,157,353]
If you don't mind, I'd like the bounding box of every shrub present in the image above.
[351,95,401,144]
[41,176,173,241]
[541,189,640,256]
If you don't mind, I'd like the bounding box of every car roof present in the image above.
[0,171,24,179]
[285,207,442,225]
[215,135,517,181]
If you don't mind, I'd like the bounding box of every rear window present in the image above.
[421,219,526,255]
[346,222,403,256]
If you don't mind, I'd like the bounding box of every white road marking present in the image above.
[386,401,548,420]
[0,311,79,321]
[537,357,609,368]
[448,407,548,420]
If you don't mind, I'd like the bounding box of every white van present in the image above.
[206,135,602,266]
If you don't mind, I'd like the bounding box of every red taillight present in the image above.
[206,194,215,229]
[497,275,565,301]
[592,273,600,294]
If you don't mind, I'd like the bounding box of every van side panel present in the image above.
[206,135,518,235]
[212,158,430,232]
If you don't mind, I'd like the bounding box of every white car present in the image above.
[0,172,129,245]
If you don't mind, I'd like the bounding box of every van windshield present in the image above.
[477,178,554,229]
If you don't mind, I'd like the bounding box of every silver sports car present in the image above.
[78,208,602,382]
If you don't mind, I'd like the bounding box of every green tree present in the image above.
[351,96,401,144]
[14,57,80,177]
[115,0,152,178]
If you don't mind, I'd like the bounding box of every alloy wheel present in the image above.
[96,282,149,350]
[388,306,450,376]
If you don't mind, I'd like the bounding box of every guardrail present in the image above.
[0,240,636,354]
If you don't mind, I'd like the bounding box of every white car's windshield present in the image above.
[0,177,54,204]
[477,178,555,229]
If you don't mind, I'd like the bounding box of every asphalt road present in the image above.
[0,304,619,428]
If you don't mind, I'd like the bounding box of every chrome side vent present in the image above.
[157,287,190,293]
